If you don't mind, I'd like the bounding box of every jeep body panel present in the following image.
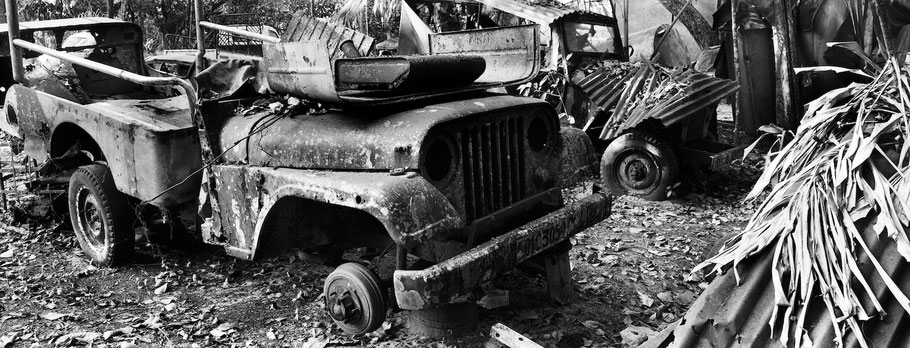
[203,165,464,259]
[216,95,553,171]
[2,85,201,206]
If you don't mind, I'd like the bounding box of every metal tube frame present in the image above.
[5,0,25,84]
[198,21,282,44]
[195,0,206,70]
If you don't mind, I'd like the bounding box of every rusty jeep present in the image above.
[1,0,610,336]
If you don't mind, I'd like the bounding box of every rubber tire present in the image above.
[601,131,678,201]
[323,263,387,335]
[67,164,134,266]
[408,302,479,338]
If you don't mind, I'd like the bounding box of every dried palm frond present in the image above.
[694,58,910,347]
[333,0,400,32]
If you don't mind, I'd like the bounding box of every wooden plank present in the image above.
[326,24,344,57]
[293,17,317,42]
[489,323,544,348]
[543,242,573,305]
[313,21,328,41]
[281,11,304,42]
[351,31,370,57]
[288,17,307,42]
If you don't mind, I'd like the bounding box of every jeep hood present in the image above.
[217,95,551,171]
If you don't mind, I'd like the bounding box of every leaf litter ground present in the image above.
[0,133,764,348]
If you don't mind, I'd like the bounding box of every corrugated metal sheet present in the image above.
[577,64,739,140]
[466,0,612,27]
[642,220,910,348]
[281,11,375,59]
[473,0,578,27]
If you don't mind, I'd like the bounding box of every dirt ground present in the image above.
[0,139,765,348]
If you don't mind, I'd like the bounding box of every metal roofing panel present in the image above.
[472,0,577,26]
[578,64,738,140]
[642,220,910,348]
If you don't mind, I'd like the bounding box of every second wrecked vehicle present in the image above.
[0,0,610,336]
[403,0,742,200]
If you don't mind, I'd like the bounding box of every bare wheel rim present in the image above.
[323,263,385,335]
[76,186,106,252]
[615,149,660,193]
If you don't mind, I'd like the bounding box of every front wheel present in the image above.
[68,164,134,266]
[601,131,678,201]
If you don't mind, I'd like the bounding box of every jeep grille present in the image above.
[458,117,528,222]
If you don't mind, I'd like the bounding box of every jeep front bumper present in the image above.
[392,192,611,310]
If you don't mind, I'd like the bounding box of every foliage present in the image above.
[6,0,344,53]
[696,59,910,347]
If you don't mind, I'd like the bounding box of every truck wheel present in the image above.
[68,164,134,266]
[408,302,479,338]
[324,263,387,335]
[601,131,678,201]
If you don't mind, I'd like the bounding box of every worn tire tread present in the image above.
[68,164,134,266]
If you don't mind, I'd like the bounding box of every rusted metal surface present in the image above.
[281,12,375,59]
[554,127,597,188]
[335,55,486,92]
[263,41,342,103]
[263,25,539,105]
[213,95,552,171]
[642,220,910,348]
[577,65,739,140]
[202,165,463,259]
[210,94,563,236]
[429,25,538,85]
[2,85,201,207]
[393,192,610,310]
[677,140,745,170]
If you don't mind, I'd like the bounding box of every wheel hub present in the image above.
[76,187,105,249]
[327,290,361,323]
[617,151,660,192]
[322,263,387,335]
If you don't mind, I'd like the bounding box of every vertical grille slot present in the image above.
[458,115,529,222]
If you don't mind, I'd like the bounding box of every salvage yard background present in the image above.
[0,0,761,347]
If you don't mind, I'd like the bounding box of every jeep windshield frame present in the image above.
[556,13,624,61]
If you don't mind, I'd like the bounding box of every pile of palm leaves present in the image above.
[695,59,910,347]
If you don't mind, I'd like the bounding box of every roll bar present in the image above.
[4,0,198,123]
[11,40,198,120]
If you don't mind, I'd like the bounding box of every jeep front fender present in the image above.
[206,165,464,259]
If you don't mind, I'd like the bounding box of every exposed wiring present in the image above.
[132,102,296,228]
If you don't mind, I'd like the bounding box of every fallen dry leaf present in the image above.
[638,292,654,307]
[620,325,658,347]
[41,312,71,321]
[0,332,18,348]
[153,283,168,295]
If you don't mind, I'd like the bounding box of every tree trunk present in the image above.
[657,0,720,49]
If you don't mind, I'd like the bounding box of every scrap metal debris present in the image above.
[654,58,910,347]
[488,323,544,348]
[576,62,739,140]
